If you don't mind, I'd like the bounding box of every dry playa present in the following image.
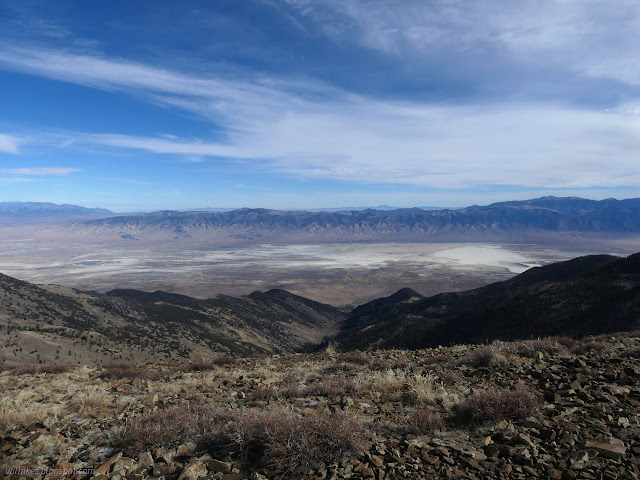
[0,241,599,305]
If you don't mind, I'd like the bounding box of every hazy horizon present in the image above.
[3,193,640,215]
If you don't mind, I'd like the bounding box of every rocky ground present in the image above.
[1,333,640,479]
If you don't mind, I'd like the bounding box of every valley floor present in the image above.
[1,333,639,479]
[0,239,610,306]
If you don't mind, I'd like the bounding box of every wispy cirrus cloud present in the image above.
[0,167,82,176]
[0,46,337,131]
[0,134,20,154]
[103,177,153,185]
[285,0,640,87]
[0,177,37,185]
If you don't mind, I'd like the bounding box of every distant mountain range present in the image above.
[0,202,113,217]
[305,205,451,212]
[6,197,640,240]
[330,252,640,351]
[76,196,640,241]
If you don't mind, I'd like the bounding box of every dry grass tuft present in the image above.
[0,394,64,430]
[70,387,112,413]
[508,338,569,358]
[457,345,509,368]
[324,341,338,355]
[364,368,408,396]
[546,336,577,349]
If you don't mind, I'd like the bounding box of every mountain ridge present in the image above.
[0,201,113,217]
[75,196,640,241]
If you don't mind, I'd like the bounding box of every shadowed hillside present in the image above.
[0,275,346,365]
[331,253,640,350]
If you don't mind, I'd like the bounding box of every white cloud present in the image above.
[0,134,20,154]
[0,167,82,176]
[87,101,640,189]
[2,43,640,191]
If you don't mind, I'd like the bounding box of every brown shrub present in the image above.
[370,359,392,371]
[421,354,454,366]
[433,367,464,385]
[123,404,232,454]
[570,341,608,354]
[390,360,416,370]
[625,346,640,358]
[401,408,445,435]
[452,385,541,426]
[227,410,367,477]
[338,351,373,365]
[2,364,76,375]
[99,363,162,380]
[303,376,359,398]
[591,333,612,342]
[120,405,366,477]
[322,362,359,374]
[208,355,238,366]
[177,356,238,372]
[180,361,218,372]
[250,385,277,400]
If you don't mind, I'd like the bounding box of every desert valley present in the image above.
[3,2,640,478]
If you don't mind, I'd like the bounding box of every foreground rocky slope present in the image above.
[332,253,640,351]
[1,333,639,479]
[0,274,346,365]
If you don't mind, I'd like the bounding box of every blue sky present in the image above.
[1,0,640,211]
